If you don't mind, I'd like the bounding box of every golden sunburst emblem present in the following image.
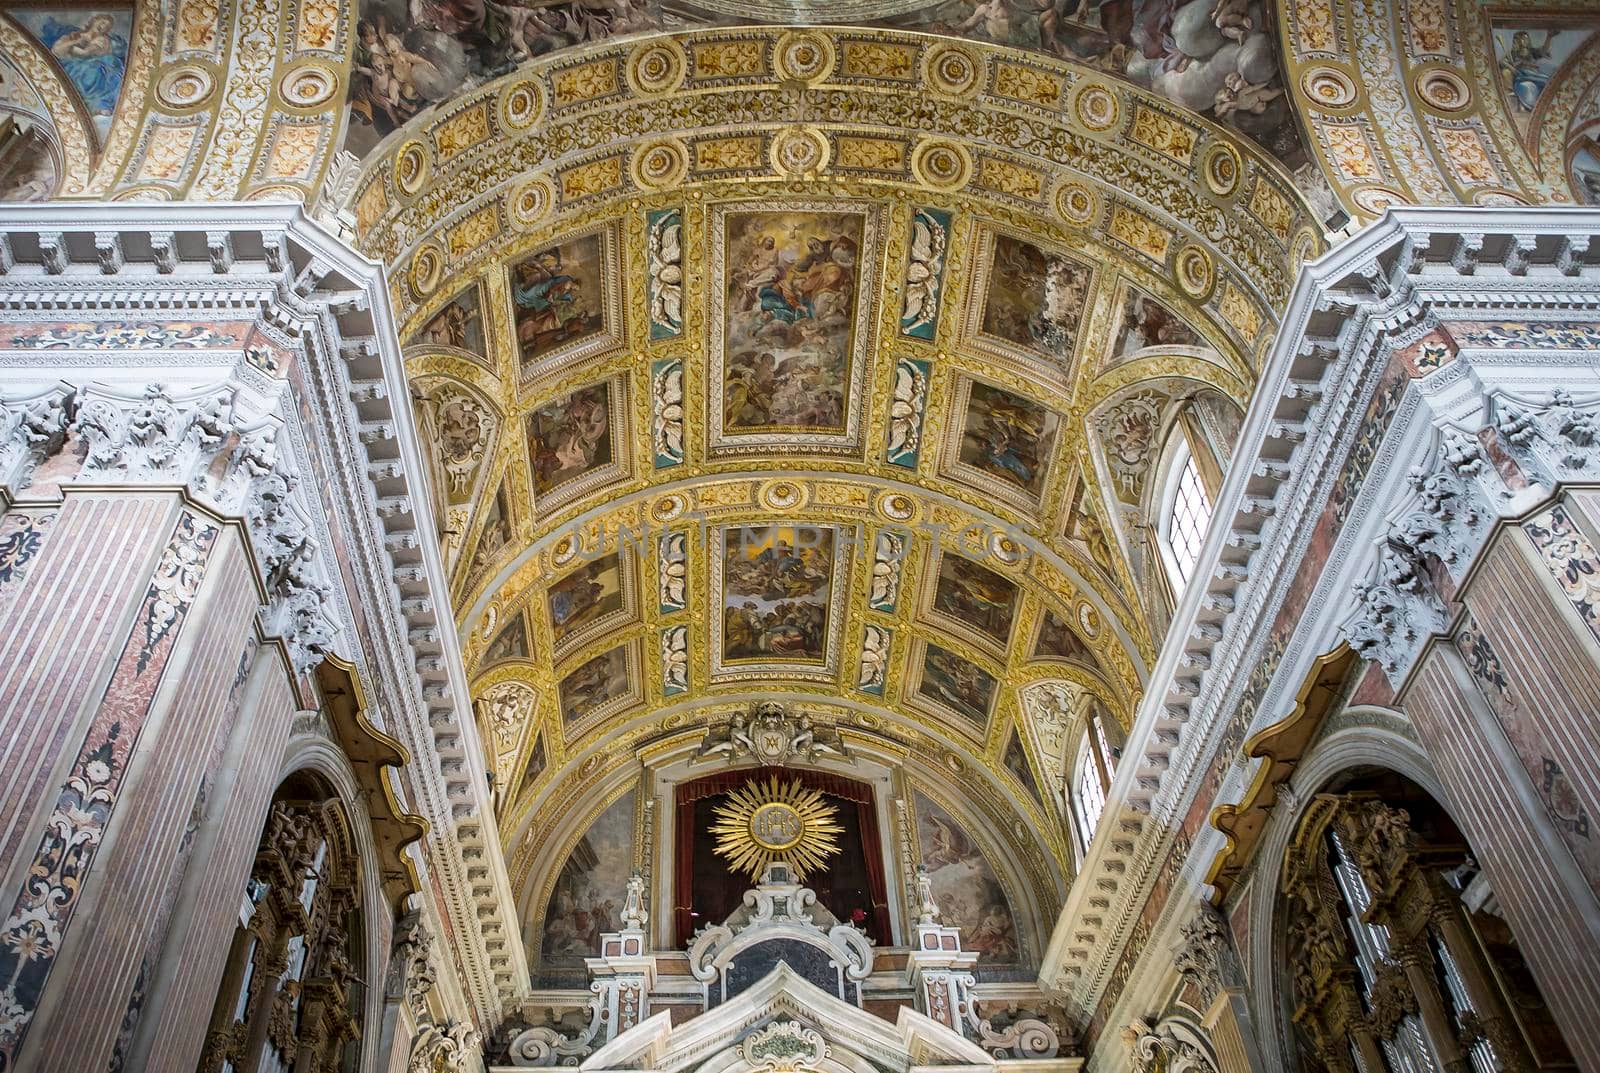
[710,776,845,880]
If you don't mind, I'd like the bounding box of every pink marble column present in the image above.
[0,492,272,1073]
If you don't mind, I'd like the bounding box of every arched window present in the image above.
[1070,708,1118,855]
[200,778,365,1073]
[1157,434,1214,595]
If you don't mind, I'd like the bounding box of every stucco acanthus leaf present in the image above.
[1172,902,1241,1009]
[0,384,73,491]
[1122,1016,1217,1073]
[388,909,437,1019]
[409,1018,481,1073]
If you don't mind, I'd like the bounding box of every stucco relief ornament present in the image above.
[651,359,685,467]
[1122,1017,1217,1073]
[479,682,535,755]
[857,624,891,694]
[900,212,947,336]
[506,1005,604,1067]
[694,702,851,766]
[1172,903,1240,1008]
[621,871,648,930]
[1549,388,1600,469]
[409,1018,481,1073]
[914,865,941,924]
[740,1021,827,1073]
[0,386,73,490]
[1343,542,1445,677]
[387,910,436,1018]
[869,530,906,612]
[646,210,683,336]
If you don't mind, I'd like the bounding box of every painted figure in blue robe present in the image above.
[1501,29,1559,112]
[36,14,127,116]
[513,250,586,354]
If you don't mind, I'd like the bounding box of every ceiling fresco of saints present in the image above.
[711,206,879,455]
[914,642,1000,731]
[721,211,860,436]
[973,232,1093,369]
[410,282,489,364]
[718,525,839,672]
[557,643,639,730]
[510,229,622,378]
[951,379,1061,507]
[928,552,1020,653]
[344,0,1305,171]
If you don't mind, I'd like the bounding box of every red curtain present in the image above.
[855,797,893,941]
[672,767,890,946]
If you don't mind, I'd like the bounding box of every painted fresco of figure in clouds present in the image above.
[540,787,636,969]
[878,0,1306,168]
[1004,729,1044,806]
[917,643,997,728]
[958,381,1059,499]
[16,10,130,135]
[557,644,632,724]
[511,237,607,368]
[722,525,833,663]
[340,0,1307,170]
[480,611,528,667]
[1111,285,1198,357]
[547,552,624,648]
[1034,608,1096,665]
[722,212,862,434]
[411,283,488,359]
[525,381,613,498]
[345,0,666,157]
[980,234,1090,362]
[913,791,1020,964]
[931,553,1019,649]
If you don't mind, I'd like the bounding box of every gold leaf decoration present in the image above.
[709,776,844,880]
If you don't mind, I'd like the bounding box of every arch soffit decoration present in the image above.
[4,0,353,200]
[1280,0,1600,219]
[276,735,402,1073]
[1235,705,1446,1070]
[0,13,99,195]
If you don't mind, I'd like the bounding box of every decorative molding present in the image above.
[692,701,852,767]
[1122,1015,1217,1073]
[1203,644,1357,902]
[687,864,875,1003]
[1171,903,1242,1011]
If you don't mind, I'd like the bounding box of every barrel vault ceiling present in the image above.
[339,20,1322,922]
